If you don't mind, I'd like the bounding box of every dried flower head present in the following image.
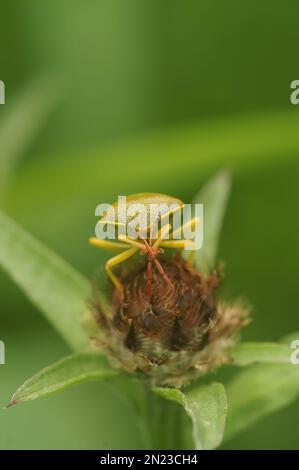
[90,254,249,387]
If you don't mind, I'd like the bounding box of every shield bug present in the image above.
[89,193,199,302]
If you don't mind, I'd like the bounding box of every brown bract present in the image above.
[91,256,250,387]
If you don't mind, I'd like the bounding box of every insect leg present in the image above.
[105,247,139,300]
[152,224,171,250]
[170,216,200,240]
[159,239,196,265]
[118,235,145,249]
[89,237,128,251]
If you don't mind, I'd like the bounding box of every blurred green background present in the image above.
[0,0,299,449]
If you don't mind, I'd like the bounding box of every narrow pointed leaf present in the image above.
[225,362,299,442]
[0,210,91,349]
[8,352,118,406]
[193,170,231,274]
[0,77,59,200]
[154,382,227,450]
[230,341,291,365]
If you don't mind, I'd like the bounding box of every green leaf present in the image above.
[154,382,227,450]
[230,341,291,365]
[7,352,118,406]
[224,332,299,442]
[0,77,59,200]
[0,210,91,350]
[193,170,231,274]
[225,363,299,442]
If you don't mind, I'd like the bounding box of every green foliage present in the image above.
[0,210,91,350]
[1,171,299,449]
[225,363,299,442]
[154,383,227,450]
[0,78,59,201]
[7,352,119,406]
[1,0,299,450]
[192,170,231,274]
[6,109,299,253]
[230,342,291,365]
[224,336,299,442]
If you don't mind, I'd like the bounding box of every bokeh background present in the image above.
[1,0,299,449]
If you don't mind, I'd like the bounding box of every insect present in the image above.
[89,193,199,302]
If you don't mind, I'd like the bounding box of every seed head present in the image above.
[90,255,249,387]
